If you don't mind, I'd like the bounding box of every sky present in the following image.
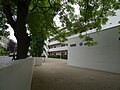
[7,24,17,42]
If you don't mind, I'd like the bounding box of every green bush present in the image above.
[48,55,67,59]
[61,55,67,59]
[48,55,60,58]
[0,45,8,56]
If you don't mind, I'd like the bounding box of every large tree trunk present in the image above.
[16,34,31,59]
[15,1,31,59]
[2,0,31,60]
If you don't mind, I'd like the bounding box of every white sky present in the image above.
[7,24,17,42]
[54,4,80,27]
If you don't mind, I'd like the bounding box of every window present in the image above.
[61,44,65,47]
[54,53,56,55]
[70,44,76,47]
[61,52,65,55]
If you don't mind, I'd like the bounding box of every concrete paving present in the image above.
[0,56,12,62]
[31,58,120,90]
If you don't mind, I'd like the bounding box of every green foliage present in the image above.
[48,55,67,59]
[79,35,98,46]
[0,11,9,37]
[56,0,120,45]
[0,45,7,56]
[28,0,63,36]
[0,12,7,29]
[0,30,10,37]
[48,55,60,58]
[29,32,45,57]
[54,30,68,42]
[28,0,120,47]
[27,0,64,57]
[0,0,120,58]
[61,55,67,59]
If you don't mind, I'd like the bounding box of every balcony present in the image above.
[49,41,60,46]
[49,46,68,52]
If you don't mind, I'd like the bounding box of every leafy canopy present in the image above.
[54,0,120,45]
[0,11,9,37]
[0,0,120,47]
[27,0,63,56]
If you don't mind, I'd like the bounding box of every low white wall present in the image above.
[0,58,34,90]
[68,26,120,73]
[34,57,43,66]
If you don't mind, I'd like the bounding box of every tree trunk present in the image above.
[16,34,31,59]
[2,0,31,60]
[15,1,31,59]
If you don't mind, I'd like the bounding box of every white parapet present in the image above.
[34,57,43,66]
[0,58,34,90]
[49,46,68,52]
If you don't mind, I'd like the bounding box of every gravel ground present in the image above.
[31,58,120,90]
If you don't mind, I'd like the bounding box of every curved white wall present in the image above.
[68,26,120,73]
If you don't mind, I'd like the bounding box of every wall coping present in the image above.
[0,58,33,71]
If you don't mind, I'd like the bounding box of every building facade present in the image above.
[43,38,68,59]
[48,38,68,56]
[44,10,120,62]
[67,10,120,73]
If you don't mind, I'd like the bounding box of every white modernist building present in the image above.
[45,10,120,73]
[43,38,68,58]
[48,38,68,56]
[67,10,120,74]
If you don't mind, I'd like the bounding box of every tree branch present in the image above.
[11,0,18,5]
[29,0,38,12]
[1,1,16,31]
[48,0,52,7]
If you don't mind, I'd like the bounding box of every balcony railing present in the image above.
[49,46,68,52]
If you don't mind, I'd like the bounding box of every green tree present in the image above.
[0,0,62,59]
[0,0,120,59]
[27,0,62,57]
[55,0,120,46]
[0,44,7,56]
[1,0,31,59]
[29,32,46,57]
[0,12,10,37]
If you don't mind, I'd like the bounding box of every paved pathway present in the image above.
[0,56,12,62]
[31,58,120,90]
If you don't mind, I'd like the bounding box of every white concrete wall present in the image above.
[0,58,34,90]
[68,26,120,73]
[49,40,60,45]
[34,57,42,66]
[49,46,68,52]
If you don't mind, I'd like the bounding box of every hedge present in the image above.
[48,55,60,58]
[61,55,67,59]
[48,55,67,59]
